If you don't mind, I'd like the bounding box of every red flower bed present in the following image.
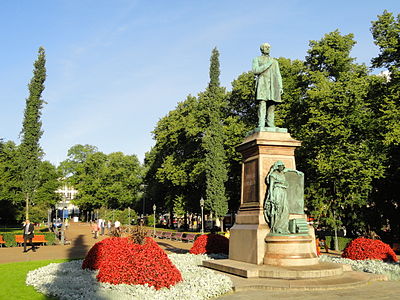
[190,233,229,255]
[341,237,398,262]
[82,237,182,289]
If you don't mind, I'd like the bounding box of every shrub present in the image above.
[325,236,353,251]
[82,237,182,289]
[43,232,57,245]
[190,234,229,255]
[342,237,398,262]
[146,215,156,226]
[0,231,56,247]
[1,232,17,247]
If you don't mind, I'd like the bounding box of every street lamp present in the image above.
[153,204,156,237]
[200,197,205,234]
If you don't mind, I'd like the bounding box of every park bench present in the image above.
[171,232,184,241]
[15,235,48,246]
[154,231,164,239]
[162,231,173,239]
[182,233,198,243]
[0,235,5,247]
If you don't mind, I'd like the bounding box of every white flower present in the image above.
[26,254,233,300]
[320,255,400,280]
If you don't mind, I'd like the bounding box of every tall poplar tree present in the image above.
[19,47,47,219]
[202,47,228,229]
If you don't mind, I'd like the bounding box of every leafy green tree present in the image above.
[59,144,98,178]
[371,10,400,70]
[34,161,62,207]
[100,152,142,209]
[292,31,385,232]
[61,146,143,211]
[146,94,205,221]
[71,151,107,210]
[305,30,356,79]
[0,140,60,224]
[0,140,23,223]
[368,10,400,238]
[19,47,47,219]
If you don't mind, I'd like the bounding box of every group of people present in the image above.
[91,219,121,238]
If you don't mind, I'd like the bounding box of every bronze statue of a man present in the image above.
[252,43,283,128]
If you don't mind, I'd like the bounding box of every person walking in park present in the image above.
[98,218,105,236]
[91,221,99,239]
[107,220,112,234]
[22,219,36,253]
[114,220,121,235]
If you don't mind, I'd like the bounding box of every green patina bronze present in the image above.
[252,43,283,130]
[264,161,305,235]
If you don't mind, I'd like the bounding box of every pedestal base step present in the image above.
[203,259,346,279]
[230,271,387,292]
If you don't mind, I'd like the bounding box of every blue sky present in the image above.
[0,1,398,165]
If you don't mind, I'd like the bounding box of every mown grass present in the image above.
[0,259,71,300]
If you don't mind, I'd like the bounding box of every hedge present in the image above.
[0,232,57,247]
[325,236,353,251]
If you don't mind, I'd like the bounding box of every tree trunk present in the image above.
[25,193,30,220]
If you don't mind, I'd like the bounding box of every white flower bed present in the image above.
[26,253,233,300]
[320,255,400,280]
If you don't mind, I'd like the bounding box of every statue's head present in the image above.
[273,160,285,172]
[266,161,286,184]
[260,43,271,55]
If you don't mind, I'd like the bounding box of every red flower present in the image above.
[341,237,398,262]
[189,234,229,255]
[82,237,182,289]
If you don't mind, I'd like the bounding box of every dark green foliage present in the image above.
[226,71,256,129]
[43,231,57,245]
[19,47,47,219]
[146,95,205,217]
[112,208,138,225]
[34,161,62,207]
[367,11,400,239]
[201,48,228,220]
[209,47,221,89]
[0,141,59,224]
[325,236,353,251]
[287,31,386,229]
[1,232,18,247]
[28,204,50,224]
[0,141,23,223]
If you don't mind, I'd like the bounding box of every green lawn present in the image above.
[0,259,70,300]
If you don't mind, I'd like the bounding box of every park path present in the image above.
[0,222,192,264]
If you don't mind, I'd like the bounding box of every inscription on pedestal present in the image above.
[243,160,258,203]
